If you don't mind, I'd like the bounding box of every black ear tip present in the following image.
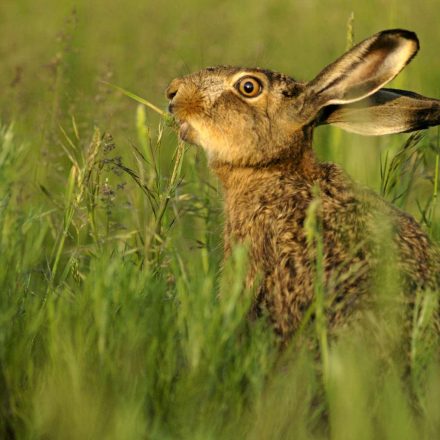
[379,29,420,49]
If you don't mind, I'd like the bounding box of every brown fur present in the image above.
[166,30,440,340]
[215,155,439,338]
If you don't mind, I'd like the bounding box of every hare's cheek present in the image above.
[193,126,229,159]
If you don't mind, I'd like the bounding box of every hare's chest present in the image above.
[223,183,308,259]
[223,200,271,250]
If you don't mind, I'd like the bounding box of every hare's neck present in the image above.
[212,148,323,257]
[212,148,321,191]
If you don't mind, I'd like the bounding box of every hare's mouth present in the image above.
[177,120,199,144]
[179,121,191,140]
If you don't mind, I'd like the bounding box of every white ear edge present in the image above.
[323,37,419,106]
[328,121,411,136]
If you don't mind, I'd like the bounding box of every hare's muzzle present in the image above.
[166,79,180,112]
[166,79,182,100]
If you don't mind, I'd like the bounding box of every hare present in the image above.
[166,29,440,340]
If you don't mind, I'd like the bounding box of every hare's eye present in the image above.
[235,77,262,98]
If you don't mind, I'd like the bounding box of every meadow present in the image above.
[1,0,440,438]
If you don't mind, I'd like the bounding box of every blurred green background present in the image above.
[2,0,440,194]
[1,1,440,439]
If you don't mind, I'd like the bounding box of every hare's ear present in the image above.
[299,29,419,123]
[318,88,440,135]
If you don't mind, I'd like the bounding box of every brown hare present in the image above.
[166,29,440,340]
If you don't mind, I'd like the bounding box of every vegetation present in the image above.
[0,1,439,438]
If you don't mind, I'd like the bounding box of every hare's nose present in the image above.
[166,79,182,100]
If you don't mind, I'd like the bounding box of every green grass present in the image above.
[1,1,440,438]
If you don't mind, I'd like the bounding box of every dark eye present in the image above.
[235,76,262,98]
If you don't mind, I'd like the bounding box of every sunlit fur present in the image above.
[166,30,440,340]
[167,67,308,167]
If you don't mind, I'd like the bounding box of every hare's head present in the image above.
[166,66,308,165]
[166,29,440,167]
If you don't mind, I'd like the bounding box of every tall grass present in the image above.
[1,1,440,438]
